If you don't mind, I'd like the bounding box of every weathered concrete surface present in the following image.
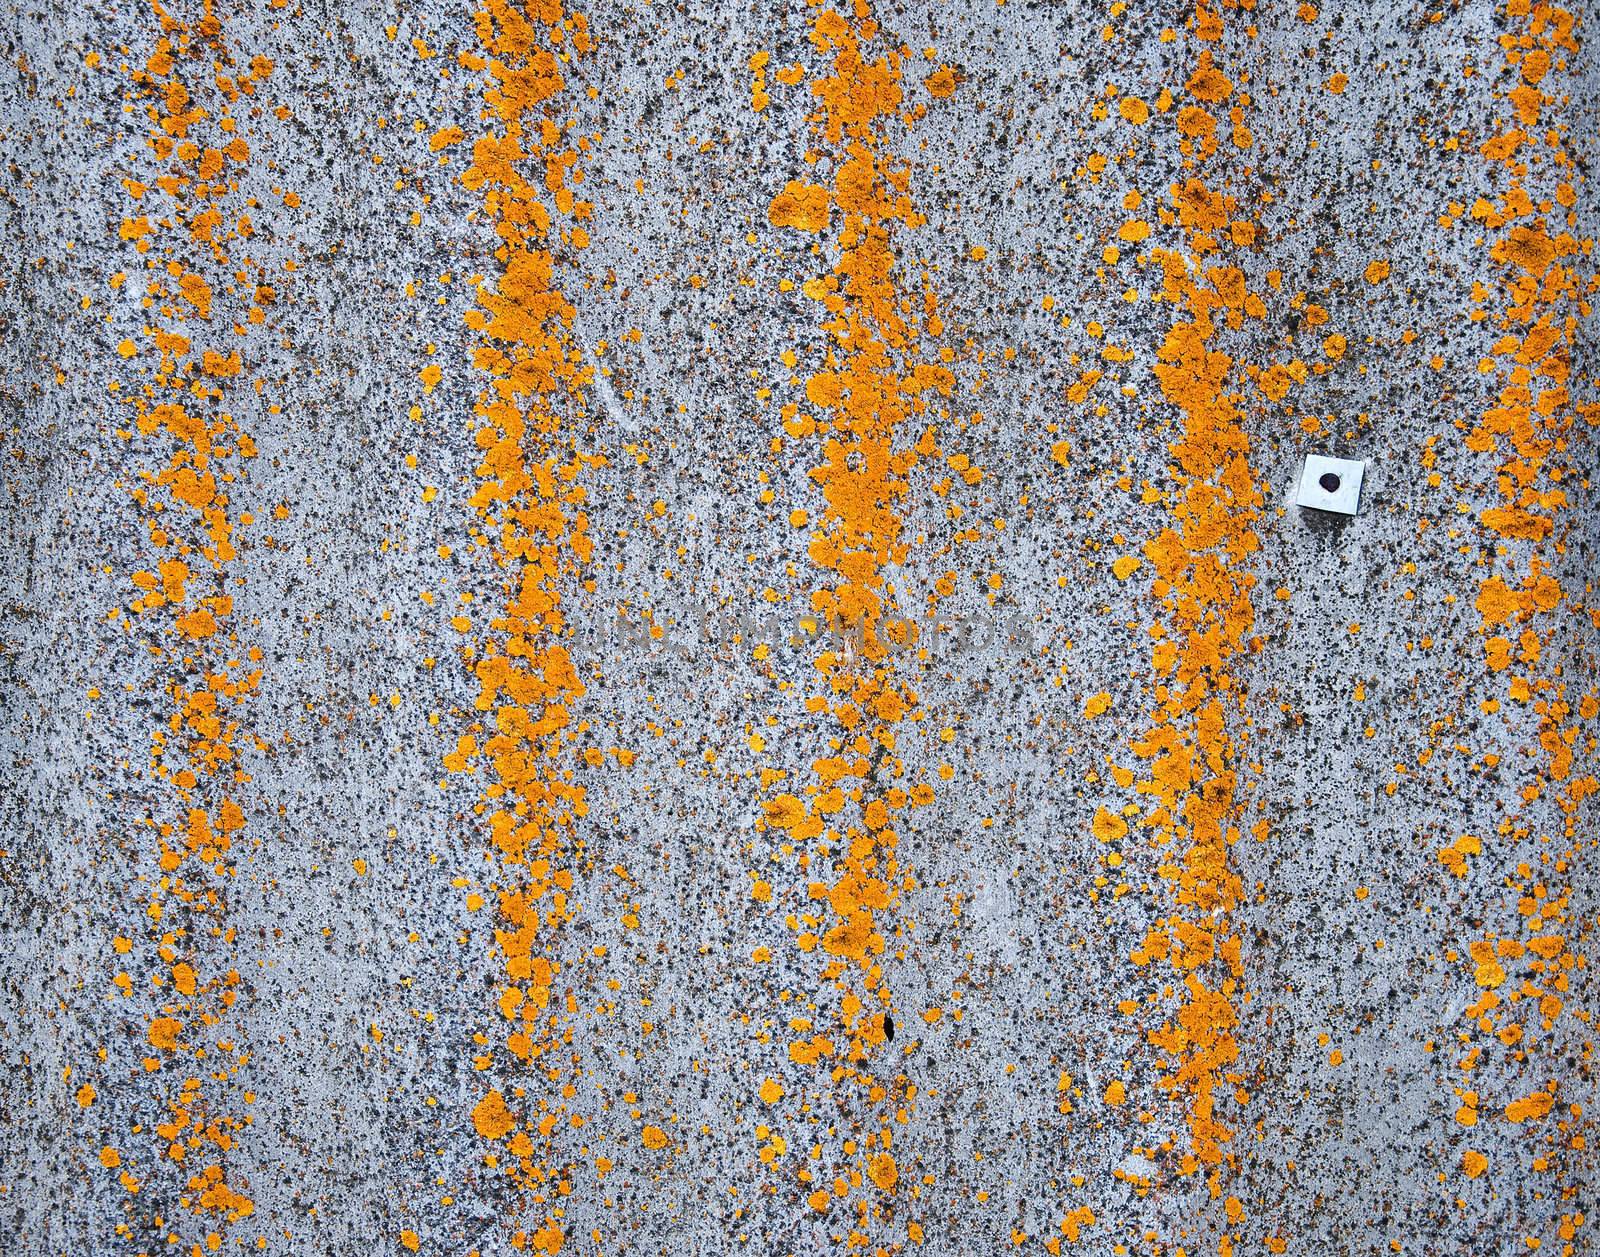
[1,0,1596,1255]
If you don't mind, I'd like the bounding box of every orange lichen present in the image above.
[472,1089,517,1140]
[754,1,952,1239]
[101,0,278,1240]
[1447,6,1595,1242]
[448,0,601,1244]
[1112,0,1265,1188]
[767,179,832,233]
[640,1124,669,1150]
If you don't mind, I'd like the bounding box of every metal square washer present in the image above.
[1296,454,1364,516]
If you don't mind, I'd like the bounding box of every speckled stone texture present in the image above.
[1,0,1595,1255]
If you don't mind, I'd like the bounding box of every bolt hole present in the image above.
[1318,472,1342,493]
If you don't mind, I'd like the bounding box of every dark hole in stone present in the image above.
[1319,472,1342,493]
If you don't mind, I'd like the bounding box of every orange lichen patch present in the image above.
[447,0,601,1240]
[1110,0,1266,1189]
[750,49,772,111]
[753,1,952,1238]
[430,124,465,151]
[640,1124,670,1150]
[767,180,831,232]
[102,1,276,1240]
[1092,807,1128,842]
[472,1089,516,1140]
[1469,939,1507,989]
[1436,833,1482,877]
[922,64,958,98]
[1184,51,1232,104]
[147,1016,183,1050]
[1054,1205,1097,1247]
[1503,1086,1556,1124]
